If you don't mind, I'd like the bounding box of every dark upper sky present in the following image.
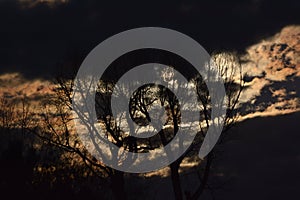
[0,0,299,79]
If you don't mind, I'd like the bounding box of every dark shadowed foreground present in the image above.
[1,111,299,199]
[209,111,300,200]
[125,111,300,199]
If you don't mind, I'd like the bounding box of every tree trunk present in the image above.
[111,170,127,200]
[170,160,183,200]
[190,152,213,200]
[159,117,183,200]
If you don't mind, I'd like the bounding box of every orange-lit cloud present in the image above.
[18,0,69,8]
[238,25,300,120]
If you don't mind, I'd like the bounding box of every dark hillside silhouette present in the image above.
[208,111,300,199]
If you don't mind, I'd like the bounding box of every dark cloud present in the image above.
[0,0,299,79]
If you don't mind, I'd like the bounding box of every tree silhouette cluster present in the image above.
[0,52,243,200]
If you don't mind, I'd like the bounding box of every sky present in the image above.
[0,0,299,78]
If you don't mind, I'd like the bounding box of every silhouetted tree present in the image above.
[22,51,243,200]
